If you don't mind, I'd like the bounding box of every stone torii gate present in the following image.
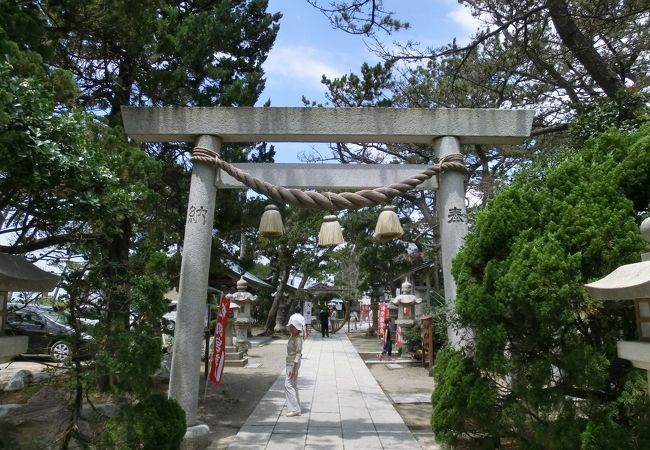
[122,106,534,429]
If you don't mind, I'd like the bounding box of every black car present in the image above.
[5,303,93,361]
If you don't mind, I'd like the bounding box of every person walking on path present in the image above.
[288,305,307,339]
[318,308,330,337]
[285,316,303,417]
[378,318,394,361]
[350,310,359,330]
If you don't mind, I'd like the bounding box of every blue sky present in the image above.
[259,0,480,107]
[256,0,481,161]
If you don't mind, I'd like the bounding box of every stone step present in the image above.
[225,351,244,360]
[224,357,248,367]
[365,359,419,365]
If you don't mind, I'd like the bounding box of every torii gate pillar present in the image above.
[435,136,469,348]
[169,135,220,425]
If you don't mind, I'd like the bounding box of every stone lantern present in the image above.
[227,277,257,354]
[585,218,650,398]
[391,279,422,327]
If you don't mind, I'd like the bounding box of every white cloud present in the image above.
[264,46,343,90]
[447,4,482,36]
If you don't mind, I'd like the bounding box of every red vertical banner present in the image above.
[378,303,388,337]
[360,304,370,321]
[209,295,230,385]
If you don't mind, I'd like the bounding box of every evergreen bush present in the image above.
[432,124,650,447]
[95,393,186,449]
[402,324,422,352]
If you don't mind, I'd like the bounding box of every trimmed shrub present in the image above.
[95,393,186,449]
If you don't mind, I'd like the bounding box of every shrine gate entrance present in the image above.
[122,106,534,428]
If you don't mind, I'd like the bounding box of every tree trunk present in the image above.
[546,0,623,98]
[96,220,131,390]
[96,73,135,391]
[275,294,291,332]
[264,264,291,335]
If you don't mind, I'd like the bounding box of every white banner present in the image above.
[303,300,312,323]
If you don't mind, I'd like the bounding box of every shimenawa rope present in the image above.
[191,148,464,211]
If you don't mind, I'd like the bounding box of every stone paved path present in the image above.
[226,332,421,449]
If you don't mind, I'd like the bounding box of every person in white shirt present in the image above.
[285,316,303,417]
[288,305,307,339]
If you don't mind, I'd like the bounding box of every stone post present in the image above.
[368,286,382,337]
[169,135,220,426]
[434,136,469,349]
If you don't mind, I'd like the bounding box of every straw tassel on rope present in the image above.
[258,205,284,237]
[374,206,404,241]
[318,215,344,246]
